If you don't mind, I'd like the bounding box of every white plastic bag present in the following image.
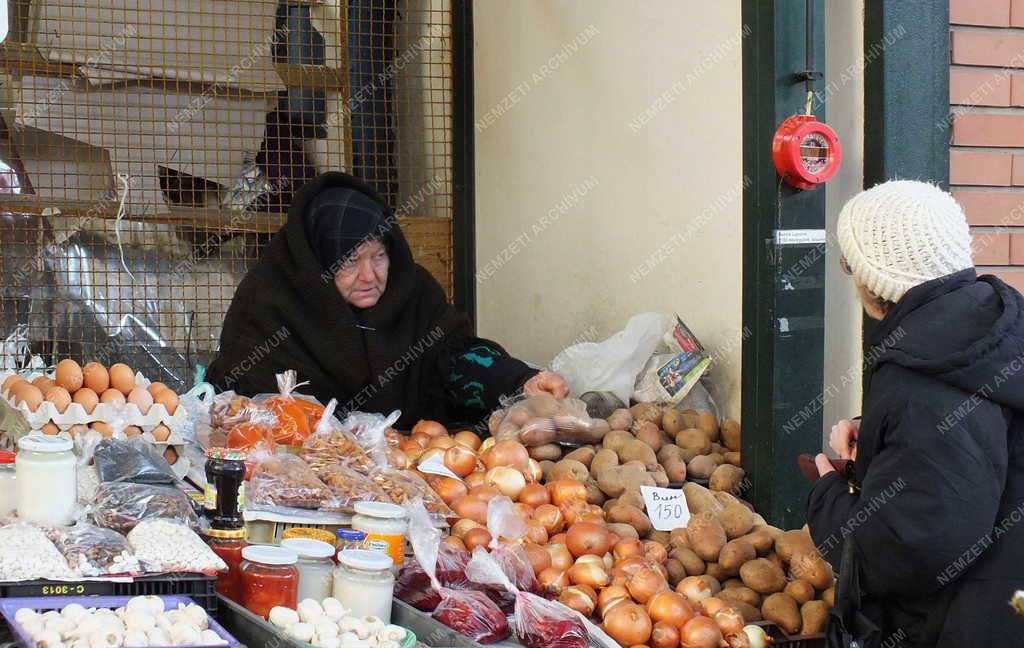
[551,313,670,404]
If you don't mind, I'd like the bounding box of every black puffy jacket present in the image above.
[807,269,1024,646]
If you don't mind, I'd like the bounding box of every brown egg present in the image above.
[44,386,72,413]
[147,382,168,396]
[13,383,43,412]
[124,425,142,437]
[82,362,110,394]
[2,374,25,395]
[41,422,60,435]
[127,387,154,414]
[163,446,179,465]
[32,375,55,391]
[54,359,84,392]
[68,423,89,438]
[72,387,99,414]
[151,424,172,442]
[91,421,113,437]
[100,388,126,405]
[108,363,135,395]
[153,389,179,415]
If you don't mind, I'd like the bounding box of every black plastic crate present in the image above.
[0,573,218,614]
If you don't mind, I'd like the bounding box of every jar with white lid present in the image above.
[351,501,408,569]
[281,537,336,602]
[0,451,15,517]
[240,545,299,619]
[16,434,77,526]
[332,549,394,622]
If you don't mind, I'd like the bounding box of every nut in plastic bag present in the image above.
[128,518,227,574]
[300,400,376,475]
[90,482,199,535]
[248,447,332,510]
[48,522,141,576]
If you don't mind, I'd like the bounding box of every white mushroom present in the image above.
[338,617,368,639]
[379,625,406,642]
[199,629,228,646]
[145,628,169,646]
[287,622,315,643]
[60,605,88,623]
[313,620,339,640]
[44,616,75,638]
[168,622,202,647]
[268,606,300,629]
[297,599,325,623]
[316,637,341,648]
[154,614,174,635]
[16,608,39,625]
[123,611,156,632]
[338,632,359,644]
[321,598,348,621]
[87,628,122,648]
[34,629,64,648]
[21,618,46,639]
[180,604,208,630]
[378,641,399,648]
[123,629,149,647]
[362,617,385,633]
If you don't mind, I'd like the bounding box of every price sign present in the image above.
[417,453,462,481]
[640,485,690,531]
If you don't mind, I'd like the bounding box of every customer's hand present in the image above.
[829,418,860,460]
[815,453,837,477]
[523,371,570,399]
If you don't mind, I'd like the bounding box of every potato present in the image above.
[721,418,741,452]
[650,469,669,487]
[705,561,728,582]
[528,393,561,416]
[784,580,815,606]
[579,418,611,444]
[724,451,742,467]
[618,439,659,470]
[776,529,816,563]
[696,411,720,441]
[788,552,834,590]
[662,457,687,483]
[648,530,671,546]
[607,503,652,537]
[762,593,801,635]
[672,547,705,576]
[618,489,646,510]
[595,464,653,497]
[717,539,756,574]
[629,402,663,427]
[520,417,557,446]
[602,429,633,453]
[685,512,727,562]
[586,480,607,505]
[719,584,760,608]
[606,522,640,540]
[496,420,521,440]
[657,443,684,463]
[550,459,590,483]
[675,428,711,454]
[661,409,687,435]
[528,443,563,461]
[724,599,762,622]
[737,529,775,556]
[709,464,746,493]
[739,559,786,594]
[713,490,742,509]
[590,448,619,475]
[717,503,755,539]
[722,578,743,589]
[822,586,835,608]
[710,442,726,455]
[682,482,722,515]
[539,460,556,481]
[665,558,686,586]
[801,600,829,635]
[670,528,690,549]
[488,410,504,436]
[765,552,784,570]
[505,404,533,425]
[563,446,596,467]
[606,408,634,431]
[681,409,700,428]
[633,421,663,451]
[687,455,718,479]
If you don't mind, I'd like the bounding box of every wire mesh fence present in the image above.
[0,0,453,391]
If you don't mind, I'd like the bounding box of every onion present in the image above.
[566,522,612,558]
[428,435,456,450]
[600,595,631,620]
[442,536,467,551]
[433,477,468,506]
[463,527,493,552]
[465,471,486,488]
[559,585,597,617]
[676,576,719,603]
[452,518,484,538]
[454,430,482,450]
[526,458,544,483]
[700,597,728,617]
[646,591,695,627]
[514,503,536,521]
[479,437,496,453]
[417,447,445,466]
[444,445,478,477]
[386,447,409,469]
[409,432,432,448]
[550,532,567,545]
[680,617,723,648]
[626,566,668,603]
[602,552,614,570]
[559,499,591,525]
[405,446,425,463]
[613,538,645,561]
[482,440,531,472]
[547,544,574,571]
[547,479,588,506]
[742,625,768,648]
[602,602,652,647]
[467,485,501,502]
[452,497,488,524]
[612,556,649,578]
[538,568,569,595]
[643,540,669,564]
[523,542,552,574]
[413,420,448,437]
[524,520,548,545]
[726,632,751,648]
[567,560,609,588]
[518,483,551,508]
[714,608,744,638]
[651,621,681,648]
[485,466,527,499]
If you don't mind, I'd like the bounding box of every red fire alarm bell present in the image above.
[772,114,842,190]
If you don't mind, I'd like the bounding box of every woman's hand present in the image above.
[523,371,570,399]
[829,418,860,460]
[815,453,837,477]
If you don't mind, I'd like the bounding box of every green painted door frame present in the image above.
[741,0,828,529]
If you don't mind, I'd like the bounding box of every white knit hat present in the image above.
[836,180,974,303]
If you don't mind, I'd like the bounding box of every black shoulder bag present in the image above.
[826,535,883,648]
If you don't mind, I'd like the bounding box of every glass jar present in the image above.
[0,451,15,516]
[240,545,299,619]
[352,501,408,569]
[332,549,394,622]
[205,528,247,602]
[281,538,335,602]
[336,528,367,552]
[204,448,246,529]
[16,435,76,526]
[282,527,337,545]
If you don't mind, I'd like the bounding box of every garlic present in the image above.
[321,598,347,621]
[34,629,64,648]
[168,622,202,647]
[199,629,228,646]
[123,629,149,647]
[154,615,174,635]
[165,610,188,626]
[297,599,325,623]
[180,604,208,630]
[287,622,315,643]
[268,606,300,629]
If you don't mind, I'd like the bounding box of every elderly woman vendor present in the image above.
[206,172,568,429]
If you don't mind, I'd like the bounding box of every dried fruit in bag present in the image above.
[248,450,332,510]
[316,463,390,513]
[300,402,376,475]
[48,523,141,576]
[370,467,453,519]
[264,371,314,444]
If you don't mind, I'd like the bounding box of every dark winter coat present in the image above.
[807,268,1024,646]
[206,173,537,428]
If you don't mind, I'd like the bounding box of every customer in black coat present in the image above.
[807,180,1024,646]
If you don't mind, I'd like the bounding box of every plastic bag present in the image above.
[48,522,141,576]
[340,409,400,468]
[90,482,199,535]
[128,518,227,574]
[300,404,375,475]
[551,312,670,404]
[93,437,179,484]
[486,497,541,602]
[395,541,473,611]
[466,548,588,648]
[75,428,104,504]
[487,394,609,447]
[316,462,390,513]
[406,499,509,643]
[632,315,712,405]
[248,447,332,510]
[260,370,324,445]
[0,522,75,580]
[369,466,453,520]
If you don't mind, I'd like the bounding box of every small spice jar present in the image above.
[281,538,336,602]
[352,501,408,569]
[240,545,299,619]
[204,447,246,529]
[0,451,15,517]
[205,528,247,602]
[336,528,368,552]
[333,549,395,622]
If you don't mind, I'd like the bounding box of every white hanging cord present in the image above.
[805,90,814,116]
[113,172,138,282]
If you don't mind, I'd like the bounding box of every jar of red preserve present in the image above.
[239,545,299,618]
[204,528,247,602]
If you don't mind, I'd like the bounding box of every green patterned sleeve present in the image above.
[446,338,538,414]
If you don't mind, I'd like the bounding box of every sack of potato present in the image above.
[487,394,610,447]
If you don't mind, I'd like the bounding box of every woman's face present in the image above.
[334,239,389,308]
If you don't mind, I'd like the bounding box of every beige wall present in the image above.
[473,0,745,416]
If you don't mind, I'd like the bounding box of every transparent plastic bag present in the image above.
[255,370,325,445]
[248,447,332,510]
[90,482,199,535]
[395,541,473,611]
[127,518,227,575]
[405,499,509,643]
[486,496,541,597]
[93,437,179,485]
[0,522,75,580]
[316,462,390,513]
[340,409,400,468]
[466,547,588,648]
[488,394,609,447]
[300,401,375,475]
[369,466,453,520]
[47,522,141,576]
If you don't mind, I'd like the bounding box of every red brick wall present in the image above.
[950,0,1024,292]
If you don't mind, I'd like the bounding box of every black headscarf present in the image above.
[206,172,471,427]
[302,186,393,273]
